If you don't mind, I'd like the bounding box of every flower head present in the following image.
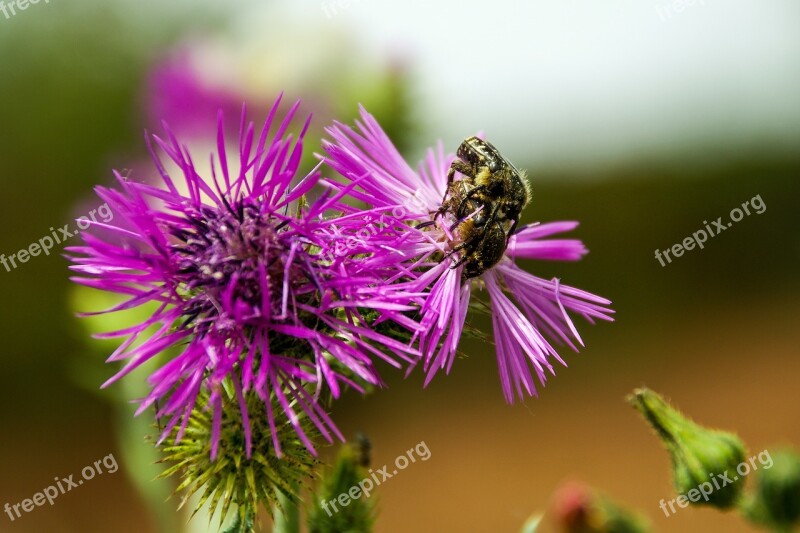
[323,106,614,402]
[68,97,419,458]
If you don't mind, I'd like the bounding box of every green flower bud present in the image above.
[308,436,376,533]
[159,384,318,529]
[628,388,747,509]
[742,449,800,531]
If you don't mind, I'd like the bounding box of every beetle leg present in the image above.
[451,234,486,267]
[447,159,475,186]
[445,225,487,262]
[451,253,471,268]
[451,190,495,231]
[453,186,488,220]
[506,218,519,244]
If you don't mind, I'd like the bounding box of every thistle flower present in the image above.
[144,33,417,152]
[322,106,614,402]
[146,46,244,137]
[67,96,420,459]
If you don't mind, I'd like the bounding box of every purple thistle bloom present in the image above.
[145,46,245,137]
[68,97,420,458]
[323,106,614,402]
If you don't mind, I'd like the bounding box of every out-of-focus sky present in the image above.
[30,0,797,169]
[253,0,800,168]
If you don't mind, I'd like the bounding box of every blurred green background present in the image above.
[1,1,798,532]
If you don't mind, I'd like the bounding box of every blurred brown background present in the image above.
[1,1,798,532]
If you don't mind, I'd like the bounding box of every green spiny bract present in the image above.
[159,384,320,528]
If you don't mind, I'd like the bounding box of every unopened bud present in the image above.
[628,388,747,509]
[552,481,650,533]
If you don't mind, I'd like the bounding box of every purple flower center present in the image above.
[170,201,297,335]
